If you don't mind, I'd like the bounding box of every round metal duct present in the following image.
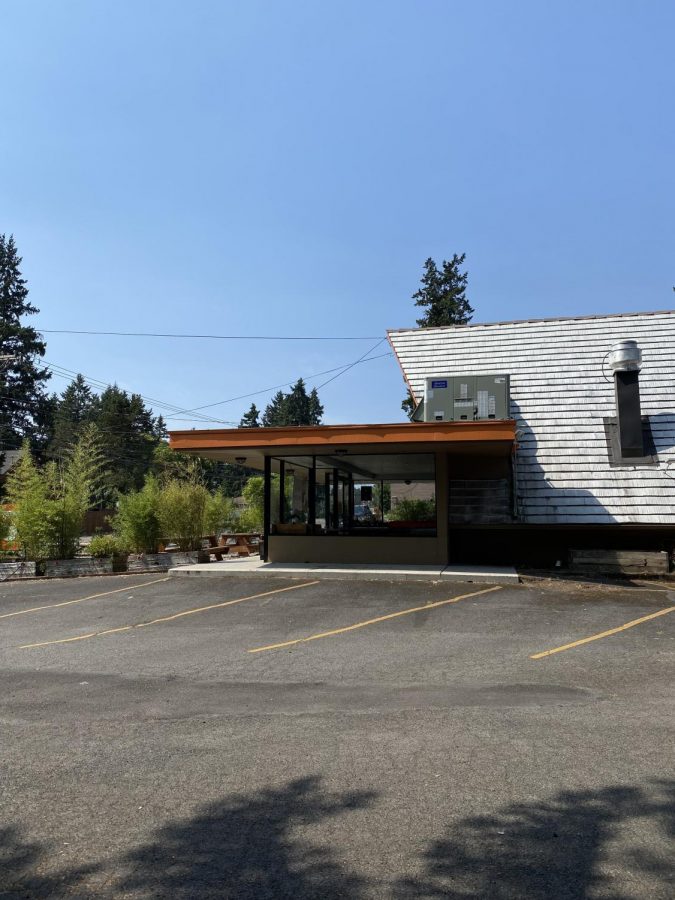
[608,339,642,373]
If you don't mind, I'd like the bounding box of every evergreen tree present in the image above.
[96,385,161,494]
[285,379,311,426]
[50,375,98,454]
[262,383,323,427]
[154,414,168,440]
[32,393,59,451]
[262,390,289,427]
[402,253,474,418]
[0,235,50,449]
[239,403,261,428]
[413,254,473,328]
[307,388,324,425]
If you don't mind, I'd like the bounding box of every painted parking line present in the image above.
[19,580,320,650]
[0,577,170,620]
[247,584,503,654]
[530,605,675,660]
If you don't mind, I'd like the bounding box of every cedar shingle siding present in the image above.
[389,311,675,525]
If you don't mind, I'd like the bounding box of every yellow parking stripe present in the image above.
[19,580,320,649]
[247,584,502,653]
[0,577,170,620]
[530,605,675,659]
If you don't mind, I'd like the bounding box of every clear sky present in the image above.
[2,1,673,427]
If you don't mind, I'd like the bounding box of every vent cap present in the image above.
[608,339,642,373]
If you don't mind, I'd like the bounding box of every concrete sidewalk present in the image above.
[169,557,519,584]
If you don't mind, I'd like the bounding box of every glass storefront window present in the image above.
[269,454,436,537]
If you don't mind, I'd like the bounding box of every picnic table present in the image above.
[203,533,261,561]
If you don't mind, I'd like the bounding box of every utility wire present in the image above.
[5,348,394,433]
[45,363,231,425]
[315,338,388,390]
[37,328,383,341]
[167,350,394,417]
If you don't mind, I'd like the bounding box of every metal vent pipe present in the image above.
[610,340,644,457]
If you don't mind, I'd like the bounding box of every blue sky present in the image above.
[2,0,673,427]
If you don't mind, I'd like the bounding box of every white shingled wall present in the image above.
[388,311,675,524]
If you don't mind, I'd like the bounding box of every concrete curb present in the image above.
[169,562,519,585]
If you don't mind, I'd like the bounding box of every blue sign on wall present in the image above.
[431,379,448,388]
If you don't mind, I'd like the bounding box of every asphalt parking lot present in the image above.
[0,573,673,899]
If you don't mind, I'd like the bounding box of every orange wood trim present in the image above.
[169,420,516,452]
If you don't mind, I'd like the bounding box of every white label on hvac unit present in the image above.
[454,400,473,408]
[477,390,489,418]
[494,377,506,383]
[427,389,434,399]
[459,382,468,399]
[489,394,496,415]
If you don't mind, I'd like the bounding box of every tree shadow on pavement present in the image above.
[113,775,375,900]
[0,824,98,899]
[394,780,674,899]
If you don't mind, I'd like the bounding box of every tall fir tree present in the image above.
[262,383,324,427]
[285,379,311,426]
[413,254,473,328]
[261,390,289,427]
[307,388,324,425]
[0,235,50,450]
[50,375,98,455]
[403,253,474,417]
[96,385,161,494]
[239,403,261,428]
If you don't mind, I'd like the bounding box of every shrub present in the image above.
[235,475,272,533]
[6,433,108,561]
[0,506,11,546]
[203,489,235,536]
[386,498,436,522]
[157,479,209,551]
[88,534,126,558]
[113,476,161,553]
[5,444,53,560]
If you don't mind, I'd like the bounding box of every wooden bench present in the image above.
[203,533,261,561]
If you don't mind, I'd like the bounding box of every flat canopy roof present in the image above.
[169,420,516,470]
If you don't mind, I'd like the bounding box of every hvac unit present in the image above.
[422,374,510,422]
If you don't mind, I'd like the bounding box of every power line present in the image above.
[37,328,383,341]
[169,350,394,417]
[315,338,388,389]
[45,363,232,425]
[4,348,394,433]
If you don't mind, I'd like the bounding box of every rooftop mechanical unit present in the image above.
[417,374,510,422]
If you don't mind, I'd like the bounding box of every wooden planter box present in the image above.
[44,557,114,578]
[127,550,208,573]
[569,549,670,576]
[0,561,37,580]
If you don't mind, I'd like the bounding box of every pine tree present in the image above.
[0,235,50,449]
[239,403,261,428]
[50,375,98,454]
[402,253,475,418]
[285,379,311,426]
[413,254,473,328]
[262,390,289,427]
[307,388,323,425]
[96,385,161,494]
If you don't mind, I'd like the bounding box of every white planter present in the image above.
[44,558,114,578]
[127,551,206,573]
[0,561,37,580]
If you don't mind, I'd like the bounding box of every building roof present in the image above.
[387,308,675,335]
[169,420,516,470]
